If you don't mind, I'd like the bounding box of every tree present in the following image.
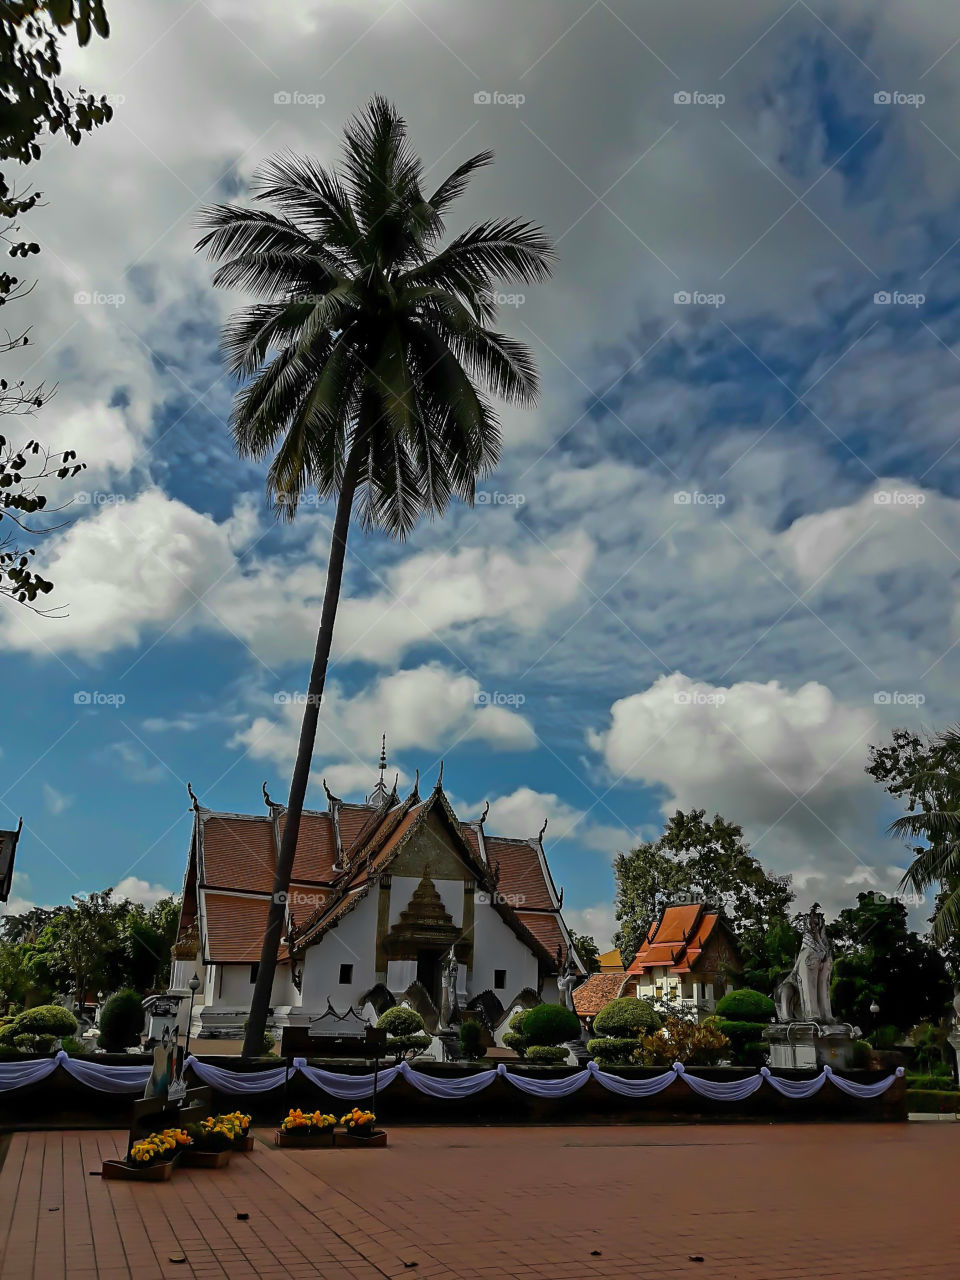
[197,97,554,1057]
[568,931,600,974]
[828,891,952,1035]
[1,2,110,608]
[867,726,960,958]
[613,809,795,992]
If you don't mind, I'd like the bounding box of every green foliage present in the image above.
[828,893,951,1034]
[457,1019,486,1061]
[568,931,601,974]
[708,1018,766,1066]
[907,1072,955,1091]
[525,1045,569,1064]
[377,1005,425,1036]
[0,1002,76,1044]
[386,1032,431,1061]
[714,989,775,1022]
[60,1035,86,1056]
[502,1031,526,1057]
[592,997,661,1037]
[636,1014,730,1066]
[98,989,144,1052]
[612,809,795,994]
[586,1037,639,1065]
[522,1002,580,1047]
[905,1088,960,1113]
[867,1024,901,1051]
[851,1040,874,1069]
[508,1008,528,1034]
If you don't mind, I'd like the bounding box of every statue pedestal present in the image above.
[764,1023,860,1070]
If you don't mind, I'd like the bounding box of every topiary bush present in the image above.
[98,989,145,1052]
[586,1037,640,1065]
[707,1017,766,1066]
[377,1005,425,1037]
[714,989,775,1022]
[851,1039,874,1069]
[502,1008,530,1057]
[457,1019,487,1061]
[387,1032,432,1061]
[522,1002,581,1047]
[592,997,661,1038]
[525,1045,569,1064]
[0,1004,77,1046]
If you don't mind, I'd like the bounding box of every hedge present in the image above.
[906,1088,960,1114]
[0,1005,78,1045]
[708,1017,766,1066]
[907,1073,958,1092]
[587,1037,640,1065]
[592,998,660,1037]
[457,1020,486,1061]
[525,1045,570,1064]
[98,990,144,1052]
[522,1003,580,1047]
[714,989,775,1022]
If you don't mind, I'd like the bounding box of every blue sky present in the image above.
[5,0,960,947]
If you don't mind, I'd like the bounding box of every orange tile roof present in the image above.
[516,910,565,960]
[573,972,627,1016]
[201,816,277,894]
[626,904,721,975]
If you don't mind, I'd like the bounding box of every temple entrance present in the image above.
[416,949,443,1008]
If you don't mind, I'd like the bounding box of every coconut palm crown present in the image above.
[195,97,554,1057]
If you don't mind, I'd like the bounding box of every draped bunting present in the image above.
[0,1051,905,1102]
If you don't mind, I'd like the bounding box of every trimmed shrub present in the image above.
[637,1015,730,1067]
[458,1019,487,1061]
[905,1088,960,1114]
[714,989,775,1022]
[593,997,661,1037]
[0,1004,77,1046]
[851,1039,873,1069]
[525,1045,569,1064]
[377,1006,425,1037]
[502,1031,527,1057]
[708,1017,766,1066]
[61,1036,87,1057]
[387,1032,432,1061]
[586,1037,640,1065]
[98,990,145,1052]
[522,1002,580,1047]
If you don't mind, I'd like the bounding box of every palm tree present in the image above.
[196,97,554,1057]
[891,726,960,944]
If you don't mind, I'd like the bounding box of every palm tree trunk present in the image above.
[242,447,362,1058]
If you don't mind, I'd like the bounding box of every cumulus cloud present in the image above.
[113,876,176,907]
[483,785,631,852]
[588,671,885,908]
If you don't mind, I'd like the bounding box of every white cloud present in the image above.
[106,741,168,784]
[113,876,176,908]
[563,902,619,954]
[483,785,630,852]
[42,784,74,816]
[589,671,882,909]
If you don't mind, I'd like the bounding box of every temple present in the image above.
[167,745,583,1043]
[573,903,742,1026]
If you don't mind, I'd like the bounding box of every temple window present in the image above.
[494,969,506,990]
[339,963,354,984]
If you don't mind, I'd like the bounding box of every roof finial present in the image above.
[365,734,392,807]
[379,733,387,779]
[538,816,548,843]
[262,781,276,809]
[410,768,420,803]
[480,800,489,826]
[186,782,200,812]
[435,759,444,789]
[323,777,342,806]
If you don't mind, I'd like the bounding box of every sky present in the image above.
[4,0,960,950]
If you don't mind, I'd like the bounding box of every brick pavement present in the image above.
[0,1125,956,1279]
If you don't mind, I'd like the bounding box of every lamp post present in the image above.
[184,974,201,1058]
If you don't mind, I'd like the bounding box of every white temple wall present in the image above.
[471,904,539,999]
[300,893,379,1012]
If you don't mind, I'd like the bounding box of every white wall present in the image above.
[300,893,379,1013]
[204,962,297,1009]
[471,901,539,1001]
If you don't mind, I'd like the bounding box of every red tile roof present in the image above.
[516,910,565,960]
[485,836,554,910]
[572,972,628,1016]
[204,893,288,963]
[201,816,277,894]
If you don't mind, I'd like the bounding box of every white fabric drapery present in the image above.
[0,1051,905,1101]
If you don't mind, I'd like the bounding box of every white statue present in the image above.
[439,945,460,1029]
[557,954,579,1014]
[776,903,835,1024]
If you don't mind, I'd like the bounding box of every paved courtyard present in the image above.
[0,1124,956,1279]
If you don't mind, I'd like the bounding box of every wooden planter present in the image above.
[181,1148,233,1169]
[335,1128,388,1148]
[235,1134,255,1152]
[274,1129,335,1148]
[101,1157,177,1182]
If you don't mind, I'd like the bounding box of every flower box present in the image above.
[236,1134,255,1152]
[181,1148,233,1169]
[101,1157,177,1182]
[274,1129,335,1148]
[335,1128,387,1148]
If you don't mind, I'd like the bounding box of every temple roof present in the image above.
[572,972,629,1017]
[625,903,731,975]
